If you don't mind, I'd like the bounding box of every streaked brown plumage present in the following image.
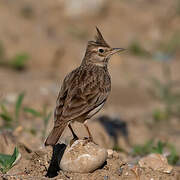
[45,27,125,146]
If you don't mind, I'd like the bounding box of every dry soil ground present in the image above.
[0,0,180,179]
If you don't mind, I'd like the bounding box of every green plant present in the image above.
[0,92,25,129]
[152,108,169,122]
[24,106,52,141]
[148,64,180,121]
[0,147,20,174]
[132,139,154,156]
[132,140,179,165]
[167,145,179,165]
[0,42,5,61]
[21,5,34,19]
[163,32,180,55]
[152,141,166,154]
[10,53,29,70]
[128,41,151,57]
[177,0,180,15]
[0,104,13,128]
[153,32,180,61]
[0,42,29,71]
[113,144,126,153]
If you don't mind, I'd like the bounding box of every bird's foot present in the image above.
[70,136,79,146]
[83,136,97,146]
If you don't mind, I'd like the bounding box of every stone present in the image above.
[107,149,114,158]
[138,153,173,174]
[59,139,108,173]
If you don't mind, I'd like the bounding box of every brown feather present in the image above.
[55,65,110,122]
[44,121,67,146]
[95,27,110,47]
[44,27,123,146]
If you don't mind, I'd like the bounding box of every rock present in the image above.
[59,139,107,173]
[112,151,120,159]
[107,149,113,158]
[138,153,173,174]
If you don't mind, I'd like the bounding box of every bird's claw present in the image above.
[70,136,79,146]
[83,136,97,145]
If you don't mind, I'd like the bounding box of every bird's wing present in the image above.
[54,68,109,127]
[54,70,73,124]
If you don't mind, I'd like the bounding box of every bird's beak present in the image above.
[111,48,126,55]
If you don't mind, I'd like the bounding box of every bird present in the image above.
[45,27,125,146]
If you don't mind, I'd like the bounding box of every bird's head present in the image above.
[82,27,125,67]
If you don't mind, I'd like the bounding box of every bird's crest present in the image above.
[94,27,110,47]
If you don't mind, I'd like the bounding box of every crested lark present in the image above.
[45,27,125,146]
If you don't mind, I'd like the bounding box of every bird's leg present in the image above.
[68,123,78,146]
[83,121,97,144]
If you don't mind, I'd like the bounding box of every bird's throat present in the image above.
[93,61,106,67]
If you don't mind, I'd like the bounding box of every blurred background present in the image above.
[0,0,180,164]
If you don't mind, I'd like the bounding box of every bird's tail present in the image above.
[44,122,68,146]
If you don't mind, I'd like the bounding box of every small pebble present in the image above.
[107,149,113,158]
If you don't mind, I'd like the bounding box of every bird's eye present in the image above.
[98,48,104,53]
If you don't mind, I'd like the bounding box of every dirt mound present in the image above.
[0,144,179,180]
